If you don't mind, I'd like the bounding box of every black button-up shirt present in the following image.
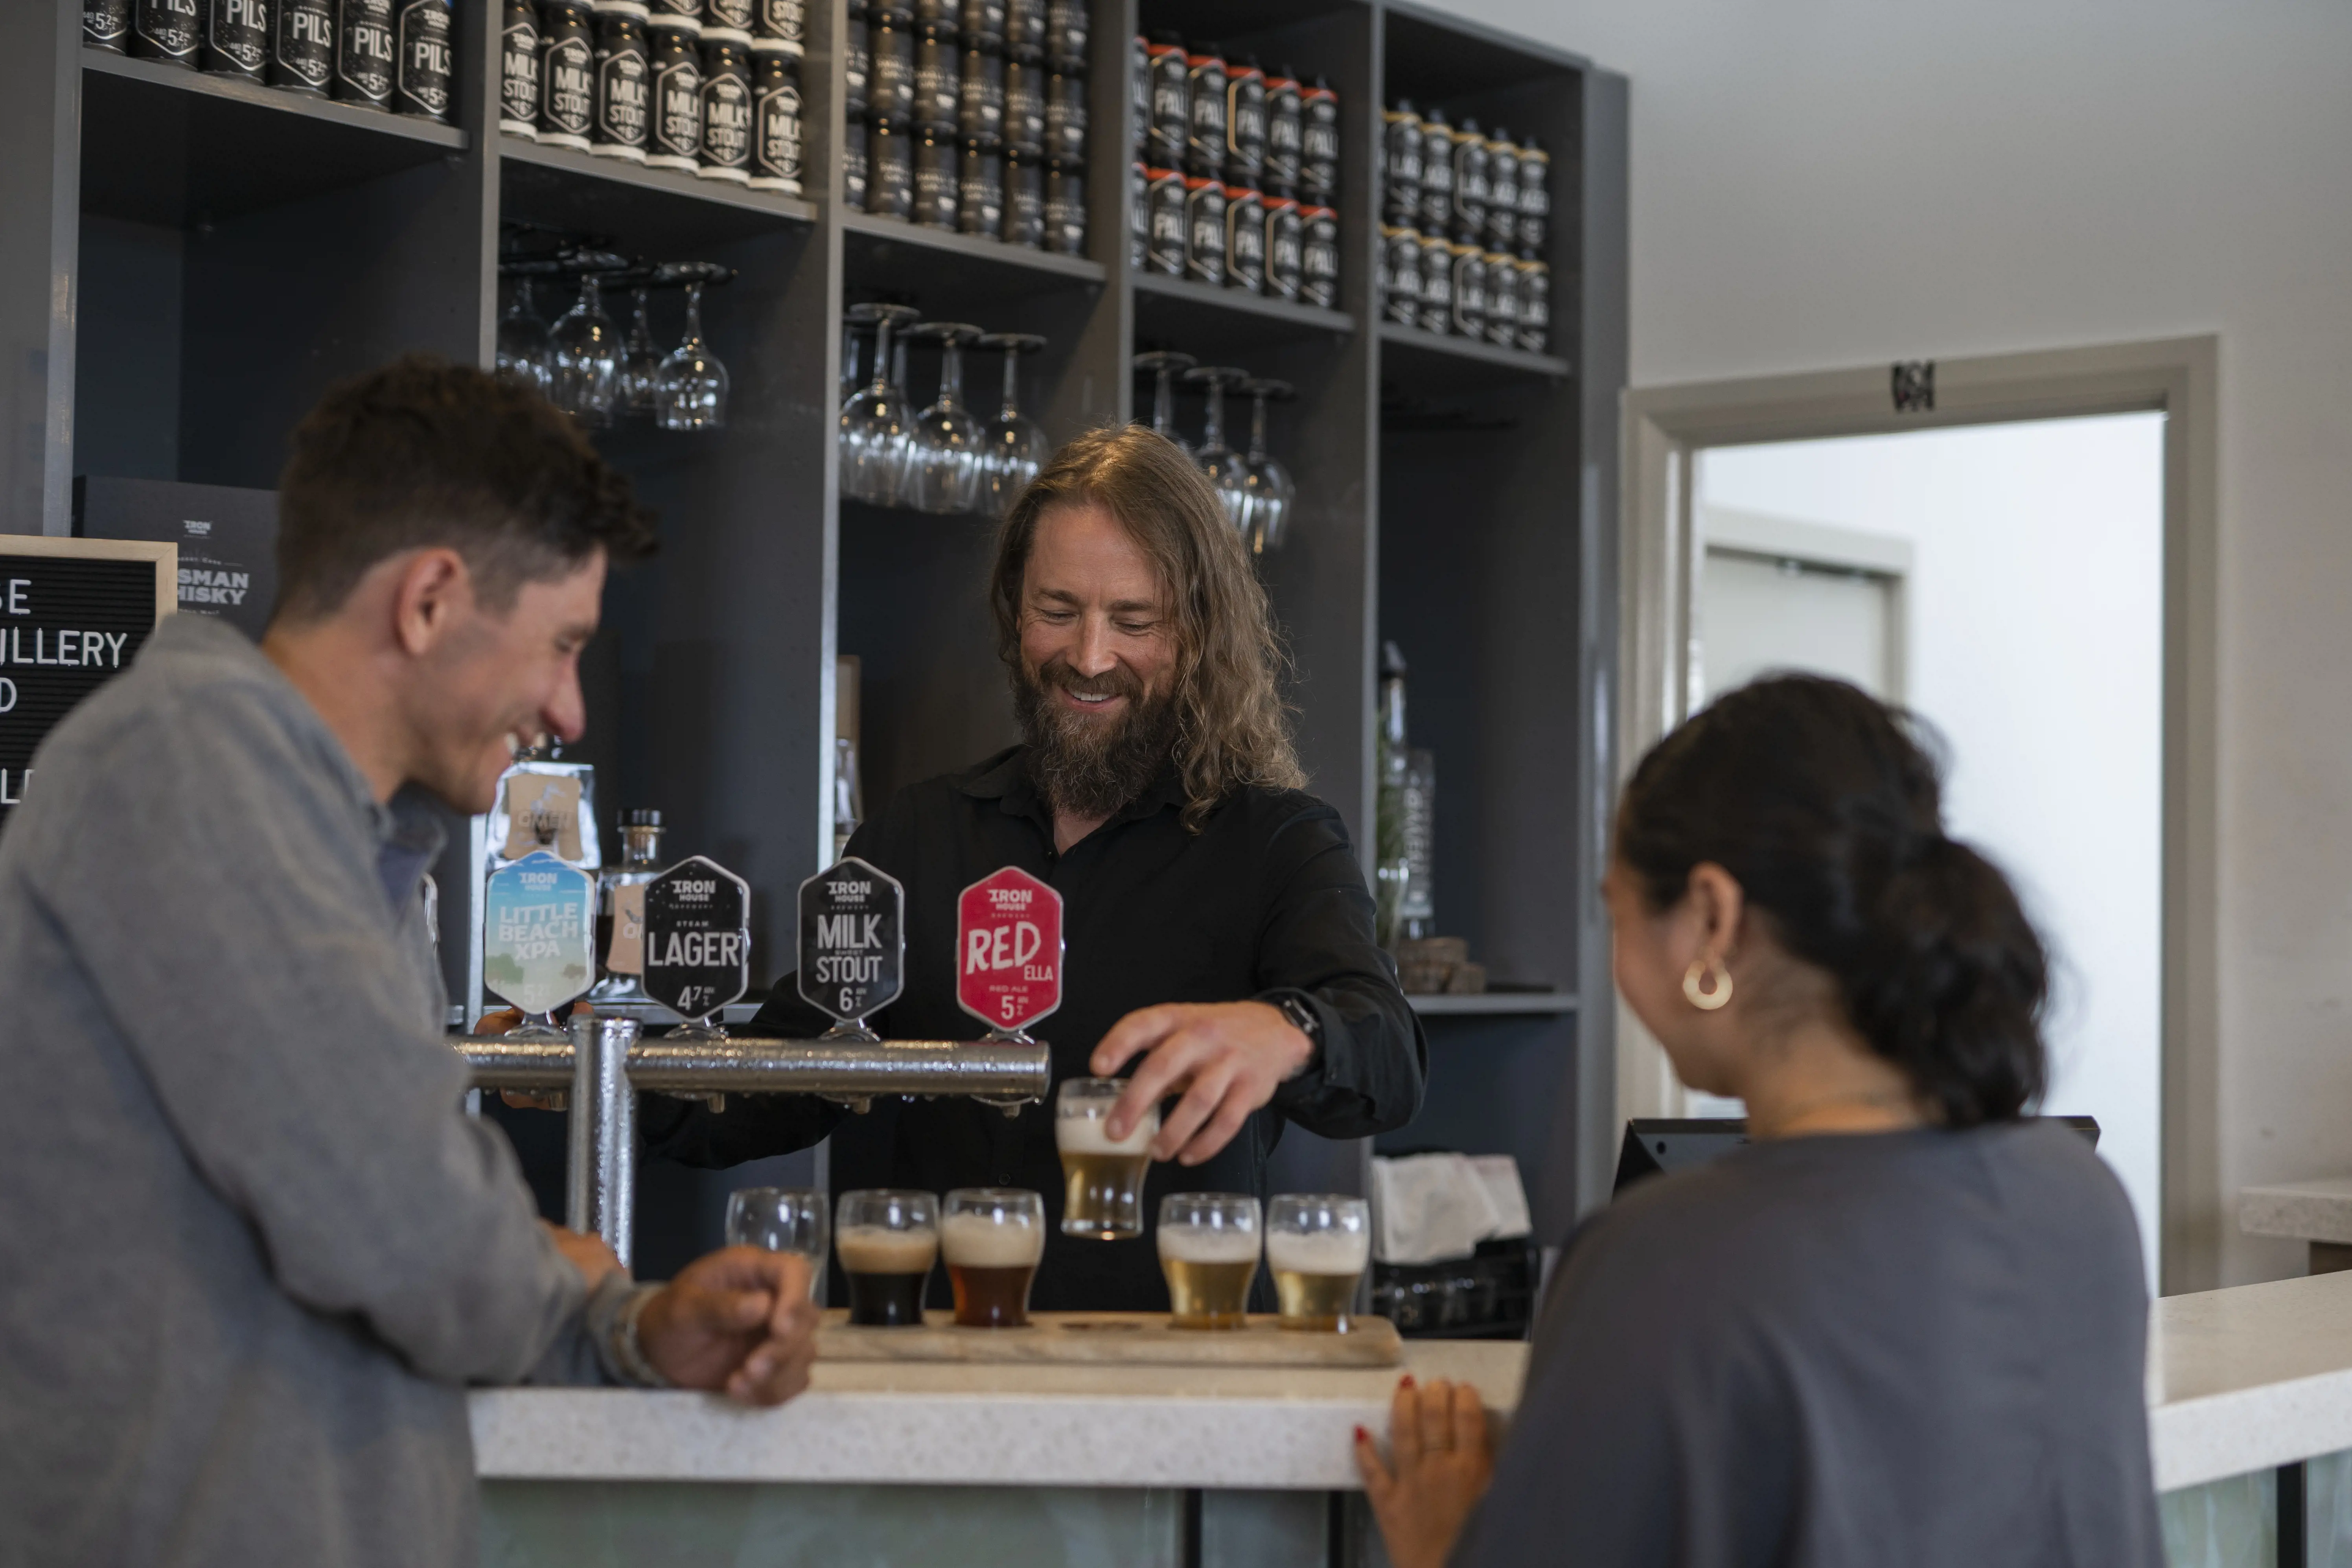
[642,745,1426,1310]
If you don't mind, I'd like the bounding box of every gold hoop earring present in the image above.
[1682,955,1733,1011]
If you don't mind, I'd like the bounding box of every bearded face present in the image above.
[1014,652,1179,821]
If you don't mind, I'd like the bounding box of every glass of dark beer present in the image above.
[1056,1077,1158,1239]
[1266,1193,1371,1331]
[725,1187,828,1297]
[835,1189,939,1327]
[1157,1192,1261,1329]
[942,1187,1045,1328]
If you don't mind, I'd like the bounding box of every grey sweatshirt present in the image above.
[0,615,630,1568]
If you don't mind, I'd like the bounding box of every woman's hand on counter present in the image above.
[1355,1377,1496,1568]
[638,1247,821,1405]
[1091,1001,1316,1165]
[543,1221,628,1290]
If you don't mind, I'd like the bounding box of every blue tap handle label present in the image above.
[483,850,597,1016]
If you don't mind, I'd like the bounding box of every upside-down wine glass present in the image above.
[1239,377,1297,554]
[1185,365,1253,535]
[1132,349,1196,455]
[548,265,626,427]
[839,303,922,505]
[900,322,988,514]
[654,276,730,431]
[977,331,1051,517]
[617,286,666,419]
[496,275,554,394]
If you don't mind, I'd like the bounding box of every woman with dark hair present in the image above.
[1356,675,2162,1568]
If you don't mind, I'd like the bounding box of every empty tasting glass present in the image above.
[548,269,624,425]
[1158,1192,1261,1330]
[654,278,729,431]
[1239,377,1297,554]
[496,276,554,394]
[836,1188,939,1327]
[1057,1076,1158,1240]
[898,321,986,514]
[1131,348,1196,455]
[618,286,666,419]
[839,302,922,505]
[977,331,1051,517]
[1266,1193,1371,1331]
[1183,364,1253,535]
[942,1187,1045,1327]
[725,1187,829,1298]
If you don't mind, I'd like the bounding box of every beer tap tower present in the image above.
[451,858,1050,1267]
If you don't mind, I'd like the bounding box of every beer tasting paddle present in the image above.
[815,1309,1403,1368]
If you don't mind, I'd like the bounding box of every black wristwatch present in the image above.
[1272,993,1324,1056]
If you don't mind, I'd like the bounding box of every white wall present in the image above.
[1699,416,2167,1283]
[1415,0,2352,1286]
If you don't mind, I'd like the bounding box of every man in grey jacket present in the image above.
[0,357,819,1568]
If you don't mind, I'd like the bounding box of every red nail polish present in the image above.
[1354,1425,1370,1443]
[1399,1374,1415,1388]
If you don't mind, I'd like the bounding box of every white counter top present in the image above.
[472,1270,2352,1495]
[2239,1176,2352,1244]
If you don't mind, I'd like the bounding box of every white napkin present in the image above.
[1371,1152,1533,1265]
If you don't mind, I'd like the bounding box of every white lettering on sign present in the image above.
[0,677,13,713]
[178,567,250,607]
[827,878,872,897]
[0,768,22,804]
[816,912,885,949]
[6,580,25,615]
[650,930,745,967]
[0,628,129,667]
[813,953,887,983]
[964,920,1047,975]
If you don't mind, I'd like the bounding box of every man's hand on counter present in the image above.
[1093,1001,1316,1165]
[639,1247,821,1405]
[544,1221,627,1290]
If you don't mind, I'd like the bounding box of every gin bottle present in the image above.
[1374,641,1413,948]
[591,808,668,1003]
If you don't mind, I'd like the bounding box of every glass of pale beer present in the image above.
[1056,1077,1159,1239]
[725,1187,828,1297]
[942,1187,1045,1327]
[835,1189,939,1327]
[1157,1192,1261,1329]
[1266,1193,1372,1331]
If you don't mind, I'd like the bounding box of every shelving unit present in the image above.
[2,0,1624,1259]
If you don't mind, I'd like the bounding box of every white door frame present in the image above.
[1617,335,2220,1294]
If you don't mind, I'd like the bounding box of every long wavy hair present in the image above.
[990,425,1304,829]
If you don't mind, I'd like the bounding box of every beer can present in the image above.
[1381,224,1421,326]
[1224,55,1265,188]
[1144,32,1186,168]
[394,0,453,122]
[753,0,801,50]
[704,0,750,34]
[1261,67,1300,191]
[1043,0,1083,67]
[1182,173,1225,287]
[537,0,594,143]
[1484,132,1520,250]
[1415,106,1451,233]
[959,0,1005,44]
[644,19,701,166]
[867,114,913,217]
[644,0,699,29]
[1003,50,1043,156]
[591,3,650,157]
[1003,0,1042,59]
[1128,160,1147,268]
[1517,136,1549,256]
[133,0,200,68]
[748,43,802,189]
[1043,61,1086,167]
[868,13,913,121]
[1448,118,1488,244]
[85,0,132,55]
[1005,147,1044,247]
[842,112,870,208]
[959,141,1005,236]
[1515,256,1548,354]
[1299,75,1338,201]
[1183,46,1225,180]
[698,31,752,180]
[911,0,949,28]
[336,0,397,104]
[912,124,959,227]
[1415,230,1451,334]
[1482,249,1519,347]
[958,40,1004,146]
[201,0,268,81]
[1129,34,1147,159]
[1044,163,1086,255]
[1382,100,1422,226]
[1223,185,1264,294]
[1447,239,1485,339]
[1262,191,1301,301]
[1144,164,1185,275]
[1300,202,1339,309]
[842,1,868,111]
[913,24,960,131]
[495,0,536,129]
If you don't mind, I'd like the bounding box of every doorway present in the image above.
[1618,338,2220,1293]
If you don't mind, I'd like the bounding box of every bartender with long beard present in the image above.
[641,425,1426,1308]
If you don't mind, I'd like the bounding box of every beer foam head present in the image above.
[941,1210,1045,1267]
[1266,1228,1370,1275]
[1056,1105,1159,1155]
[1157,1224,1262,1266]
[836,1224,939,1275]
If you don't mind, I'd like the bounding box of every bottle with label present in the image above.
[911,122,959,228]
[1382,99,1422,225]
[1373,642,1412,949]
[201,0,269,81]
[1448,116,1488,243]
[335,0,396,107]
[393,0,452,120]
[497,0,537,131]
[1183,44,1226,179]
[913,24,959,130]
[1044,61,1086,167]
[749,43,803,190]
[755,0,801,51]
[869,11,913,120]
[591,808,668,1004]
[537,0,596,147]
[1004,51,1044,156]
[958,40,1003,146]
[1043,0,1082,67]
[1299,75,1338,200]
[698,30,754,181]
[1144,32,1187,167]
[1262,64,1301,190]
[1224,55,1266,187]
[842,0,868,111]
[1415,105,1451,234]
[486,738,604,876]
[645,18,703,166]
[1223,184,1264,294]
[85,0,132,55]
[1516,134,1549,256]
[1263,192,1302,300]
[959,141,1004,236]
[1044,162,1085,254]
[592,4,651,159]
[961,0,1004,44]
[843,113,870,206]
[1484,130,1520,252]
[1003,0,1042,59]
[1182,173,1226,286]
[1299,203,1339,309]
[1004,147,1044,246]
[868,114,913,216]
[134,0,201,68]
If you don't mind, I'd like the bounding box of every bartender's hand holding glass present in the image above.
[637,1247,822,1404]
[1353,1377,1496,1568]
[1090,999,1316,1163]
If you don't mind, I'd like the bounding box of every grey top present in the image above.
[1457,1121,2162,1568]
[0,616,634,1568]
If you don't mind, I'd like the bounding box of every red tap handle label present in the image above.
[955,866,1064,1034]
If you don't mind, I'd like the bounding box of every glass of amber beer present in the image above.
[725,1187,828,1297]
[942,1188,1045,1327]
[835,1189,939,1327]
[1266,1193,1371,1331]
[1157,1193,1261,1329]
[1056,1077,1159,1239]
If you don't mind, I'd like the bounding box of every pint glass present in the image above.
[1266,1193,1371,1331]
[942,1187,1045,1327]
[725,1187,828,1297]
[1056,1077,1158,1239]
[835,1189,939,1327]
[1157,1192,1261,1329]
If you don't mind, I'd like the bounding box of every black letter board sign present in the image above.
[0,537,175,834]
[644,854,752,1024]
[798,855,904,1026]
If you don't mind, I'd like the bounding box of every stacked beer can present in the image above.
[843,0,1088,253]
[85,0,455,122]
[1129,34,1340,309]
[1375,100,1550,354]
[501,0,806,193]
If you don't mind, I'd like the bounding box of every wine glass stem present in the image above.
[1250,394,1270,462]
[1202,382,1226,449]
[1001,349,1021,420]
[680,283,704,349]
[1154,368,1176,438]
[870,318,896,396]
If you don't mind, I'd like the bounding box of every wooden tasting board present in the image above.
[815,1310,1404,1367]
